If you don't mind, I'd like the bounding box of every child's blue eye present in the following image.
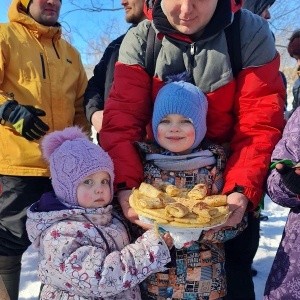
[83,179,93,185]
[101,179,110,185]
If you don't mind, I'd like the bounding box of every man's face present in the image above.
[260,5,271,20]
[161,0,218,36]
[121,0,146,24]
[28,0,61,26]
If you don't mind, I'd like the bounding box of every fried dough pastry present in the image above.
[129,183,229,228]
[140,196,165,209]
[139,182,162,198]
[155,182,180,197]
[188,184,208,200]
[201,195,227,207]
[165,203,189,218]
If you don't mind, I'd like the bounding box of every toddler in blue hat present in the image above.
[134,75,247,299]
[136,75,227,191]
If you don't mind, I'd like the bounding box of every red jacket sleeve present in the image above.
[222,55,286,209]
[100,63,152,191]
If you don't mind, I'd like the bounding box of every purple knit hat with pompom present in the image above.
[41,126,114,206]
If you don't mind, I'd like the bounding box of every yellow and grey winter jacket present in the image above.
[0,0,88,177]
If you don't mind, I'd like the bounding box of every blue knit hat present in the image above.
[152,81,208,150]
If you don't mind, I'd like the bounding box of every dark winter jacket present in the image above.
[243,0,275,15]
[84,34,125,123]
[264,107,300,299]
[100,0,286,209]
[292,75,300,111]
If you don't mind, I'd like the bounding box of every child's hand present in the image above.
[162,232,174,249]
[276,163,300,194]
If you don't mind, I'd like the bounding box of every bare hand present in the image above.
[91,110,103,133]
[207,192,248,233]
[161,232,174,249]
[118,190,152,230]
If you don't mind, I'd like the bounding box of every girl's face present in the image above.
[77,171,111,208]
[157,114,195,155]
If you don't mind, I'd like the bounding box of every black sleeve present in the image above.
[83,34,125,123]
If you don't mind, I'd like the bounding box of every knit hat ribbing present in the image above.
[152,81,208,150]
[41,126,114,206]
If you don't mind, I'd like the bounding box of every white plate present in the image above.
[139,215,229,249]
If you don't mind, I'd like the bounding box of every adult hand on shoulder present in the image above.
[118,189,152,230]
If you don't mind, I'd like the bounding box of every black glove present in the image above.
[276,163,300,195]
[0,100,49,141]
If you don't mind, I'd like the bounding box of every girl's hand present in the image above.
[162,232,174,249]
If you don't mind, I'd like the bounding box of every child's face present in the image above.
[77,171,111,208]
[157,114,195,154]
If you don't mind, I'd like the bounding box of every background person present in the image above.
[0,0,88,298]
[287,29,300,114]
[26,126,172,299]
[84,0,146,137]
[223,1,280,299]
[243,0,275,20]
[263,106,300,299]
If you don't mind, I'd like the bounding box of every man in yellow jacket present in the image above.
[0,0,88,298]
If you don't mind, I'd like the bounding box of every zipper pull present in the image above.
[190,43,195,55]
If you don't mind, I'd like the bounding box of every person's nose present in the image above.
[180,0,194,15]
[95,184,103,194]
[265,10,271,20]
[121,0,127,6]
[170,123,180,132]
[47,0,60,6]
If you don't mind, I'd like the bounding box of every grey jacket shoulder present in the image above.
[118,19,151,67]
[118,13,277,93]
[239,9,277,68]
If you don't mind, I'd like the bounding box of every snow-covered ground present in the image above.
[19,195,289,300]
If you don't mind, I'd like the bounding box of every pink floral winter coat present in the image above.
[26,192,171,299]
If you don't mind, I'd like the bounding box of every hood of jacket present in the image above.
[243,0,275,16]
[152,0,234,41]
[8,0,62,41]
[27,192,113,247]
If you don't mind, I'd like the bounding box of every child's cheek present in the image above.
[81,191,93,203]
[186,128,196,138]
[157,128,164,139]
